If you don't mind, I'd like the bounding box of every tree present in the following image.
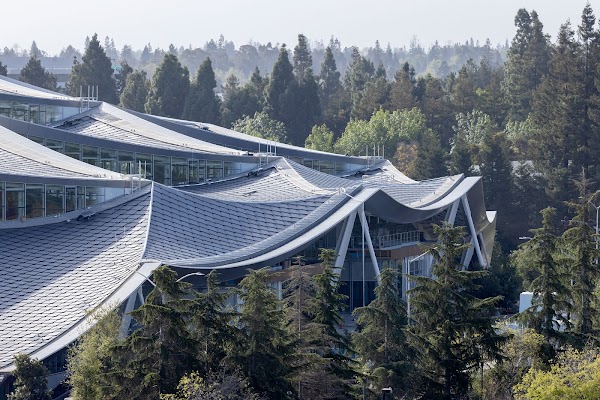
[448,129,474,176]
[407,223,504,399]
[0,61,7,76]
[514,208,570,344]
[562,170,600,337]
[161,369,264,400]
[221,73,263,128]
[115,60,133,96]
[119,70,150,112]
[232,111,288,143]
[353,268,411,395]
[65,33,118,104]
[310,249,356,399]
[8,354,51,400]
[145,54,190,118]
[305,124,334,152]
[344,47,375,120]
[266,45,295,122]
[318,47,349,135]
[293,34,312,80]
[66,309,123,400]
[115,266,197,399]
[232,268,294,399]
[183,57,222,124]
[19,56,57,90]
[389,62,417,111]
[514,346,600,400]
[410,129,447,180]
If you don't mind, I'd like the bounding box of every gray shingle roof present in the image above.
[0,191,151,369]
[0,75,77,101]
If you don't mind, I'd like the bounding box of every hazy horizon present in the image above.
[1,0,595,55]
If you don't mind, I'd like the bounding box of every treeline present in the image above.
[10,229,508,400]
[0,34,506,84]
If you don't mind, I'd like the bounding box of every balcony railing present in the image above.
[378,230,421,249]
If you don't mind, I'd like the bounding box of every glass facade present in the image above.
[0,100,81,125]
[0,183,129,222]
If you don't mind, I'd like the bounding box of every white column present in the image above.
[118,287,140,338]
[445,199,460,226]
[461,195,486,268]
[333,210,357,276]
[358,206,381,283]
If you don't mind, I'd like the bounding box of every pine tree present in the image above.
[562,170,600,337]
[344,47,375,120]
[183,57,222,124]
[189,270,236,375]
[0,61,7,76]
[65,33,118,104]
[114,60,133,96]
[353,268,411,395]
[417,74,454,148]
[407,223,504,399]
[119,70,149,112]
[19,56,57,90]
[515,208,570,344]
[389,62,416,111]
[221,75,262,128]
[318,47,349,135]
[293,34,312,80]
[266,45,295,121]
[448,130,473,176]
[411,129,447,180]
[145,53,190,118]
[233,268,294,399]
[8,354,51,400]
[310,249,357,399]
[353,63,389,120]
[115,266,197,399]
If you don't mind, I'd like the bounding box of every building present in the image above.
[0,75,496,397]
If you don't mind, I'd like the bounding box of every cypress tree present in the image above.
[19,56,57,90]
[183,57,222,124]
[266,45,294,121]
[65,33,118,104]
[119,70,149,112]
[145,53,190,118]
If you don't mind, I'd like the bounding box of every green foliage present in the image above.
[19,56,57,90]
[410,129,447,180]
[8,354,51,400]
[305,124,334,152]
[353,268,411,394]
[232,111,288,143]
[514,346,600,400]
[389,62,417,110]
[407,223,505,399]
[318,46,349,135]
[145,53,190,118]
[234,268,294,399]
[66,308,122,400]
[114,60,133,96]
[221,73,262,128]
[183,57,222,124]
[119,70,149,112]
[65,33,118,103]
[0,61,7,76]
[161,369,264,400]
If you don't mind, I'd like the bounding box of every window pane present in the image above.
[46,185,64,216]
[66,187,77,212]
[26,184,45,218]
[82,145,99,166]
[100,148,117,171]
[135,154,153,179]
[206,160,223,181]
[85,187,105,206]
[65,142,81,160]
[6,183,25,220]
[153,156,171,185]
[171,157,188,185]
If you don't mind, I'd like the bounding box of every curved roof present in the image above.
[0,124,133,184]
[0,75,77,101]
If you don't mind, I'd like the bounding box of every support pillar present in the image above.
[462,195,486,268]
[333,210,357,276]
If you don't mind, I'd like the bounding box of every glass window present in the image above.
[46,185,64,216]
[188,160,199,184]
[26,184,45,218]
[66,187,77,212]
[77,186,85,210]
[198,160,206,182]
[303,159,313,169]
[206,160,223,181]
[0,182,4,221]
[6,183,25,221]
[320,161,335,175]
[85,187,105,206]
[28,135,45,145]
[65,142,82,160]
[224,162,238,177]
[171,157,188,185]
[153,156,171,185]
[118,151,134,174]
[136,154,153,179]
[335,163,345,176]
[46,139,64,154]
[100,148,118,172]
[82,145,99,166]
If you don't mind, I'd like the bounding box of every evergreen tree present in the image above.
[318,47,349,135]
[417,74,454,148]
[145,53,190,118]
[115,266,197,399]
[233,268,294,399]
[8,354,51,400]
[119,70,149,112]
[266,45,295,122]
[19,56,57,90]
[389,62,417,111]
[221,75,263,128]
[310,249,356,399]
[344,47,375,120]
[353,63,389,120]
[407,223,504,399]
[562,170,600,337]
[0,61,7,76]
[114,60,133,96]
[450,61,478,115]
[189,270,236,375]
[353,268,411,395]
[183,57,222,124]
[293,34,312,80]
[411,129,447,180]
[65,33,118,104]
[515,208,570,344]
[448,130,473,176]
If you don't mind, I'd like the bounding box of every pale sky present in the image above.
[1,0,596,55]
